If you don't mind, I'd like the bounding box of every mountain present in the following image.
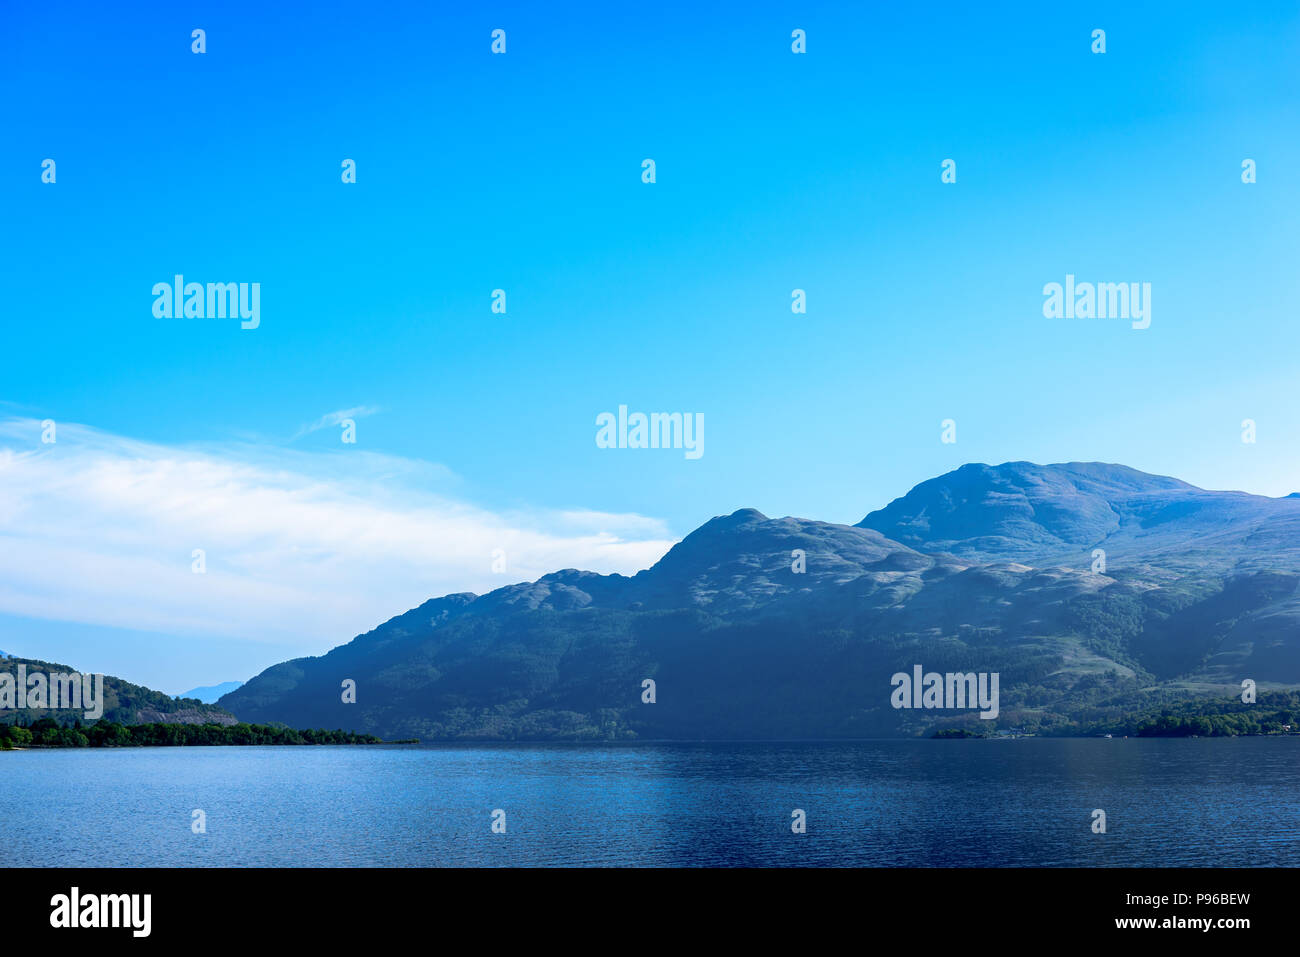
[220,463,1300,740]
[1,655,239,726]
[175,680,244,704]
[857,461,1300,573]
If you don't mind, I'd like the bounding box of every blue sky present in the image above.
[3,1,1299,690]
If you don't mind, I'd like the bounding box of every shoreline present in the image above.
[7,733,1300,750]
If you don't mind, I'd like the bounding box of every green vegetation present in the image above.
[927,686,1300,739]
[1069,691,1300,738]
[0,655,234,726]
[0,718,385,748]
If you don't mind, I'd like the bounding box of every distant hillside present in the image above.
[220,463,1300,740]
[1,656,238,727]
[175,680,244,704]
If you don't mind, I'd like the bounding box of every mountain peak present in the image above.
[856,461,1247,565]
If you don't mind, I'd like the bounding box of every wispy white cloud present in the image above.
[291,405,382,440]
[0,417,676,650]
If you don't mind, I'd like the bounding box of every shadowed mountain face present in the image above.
[220,463,1300,740]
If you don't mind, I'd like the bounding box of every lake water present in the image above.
[3,738,1297,866]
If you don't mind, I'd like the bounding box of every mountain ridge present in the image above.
[218,462,1300,739]
[174,680,245,704]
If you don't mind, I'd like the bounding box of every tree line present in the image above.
[0,718,391,748]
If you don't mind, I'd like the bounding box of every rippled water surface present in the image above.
[4,738,1297,866]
